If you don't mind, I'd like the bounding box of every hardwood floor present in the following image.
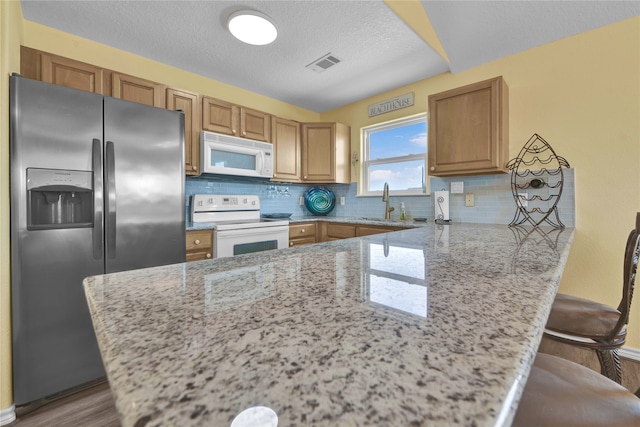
[7,337,640,426]
[8,381,119,427]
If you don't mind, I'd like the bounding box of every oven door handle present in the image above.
[215,225,289,238]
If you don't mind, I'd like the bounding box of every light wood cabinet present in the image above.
[21,47,106,94]
[301,122,350,184]
[202,96,271,142]
[41,53,104,94]
[241,107,271,142]
[186,230,213,261]
[202,96,238,135]
[321,223,356,241]
[289,222,317,247]
[320,222,405,242]
[428,76,509,177]
[167,88,200,176]
[272,117,302,182]
[112,72,166,108]
[356,225,399,237]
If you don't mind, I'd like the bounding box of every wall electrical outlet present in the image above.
[340,196,345,205]
[299,196,304,206]
[465,193,475,207]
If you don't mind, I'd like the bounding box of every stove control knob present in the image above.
[208,198,213,204]
[251,200,256,205]
[198,201,203,206]
[243,198,248,204]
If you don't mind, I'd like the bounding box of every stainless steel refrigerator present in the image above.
[10,75,186,406]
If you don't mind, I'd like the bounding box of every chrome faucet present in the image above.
[382,182,394,220]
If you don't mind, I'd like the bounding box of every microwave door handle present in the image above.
[92,138,103,260]
[257,151,264,173]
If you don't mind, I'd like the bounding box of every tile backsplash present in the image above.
[186,168,575,227]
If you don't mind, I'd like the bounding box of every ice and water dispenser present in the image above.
[27,168,93,230]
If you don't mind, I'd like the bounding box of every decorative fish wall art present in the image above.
[506,134,570,229]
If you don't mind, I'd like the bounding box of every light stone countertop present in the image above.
[84,223,574,427]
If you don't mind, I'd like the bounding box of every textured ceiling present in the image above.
[20,0,640,113]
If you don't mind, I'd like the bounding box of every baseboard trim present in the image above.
[620,347,640,362]
[0,404,16,426]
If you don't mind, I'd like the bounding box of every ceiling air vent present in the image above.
[306,53,342,73]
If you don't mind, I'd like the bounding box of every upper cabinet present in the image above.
[241,107,271,142]
[167,88,200,176]
[301,122,350,184]
[202,96,271,143]
[428,76,509,177]
[21,47,352,182]
[21,48,105,94]
[111,73,165,108]
[271,117,302,182]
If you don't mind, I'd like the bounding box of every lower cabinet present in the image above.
[319,222,405,242]
[186,230,213,261]
[322,223,356,241]
[289,222,317,247]
[356,225,400,236]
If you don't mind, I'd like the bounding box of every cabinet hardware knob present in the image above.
[304,175,307,179]
[430,166,435,171]
[206,253,212,258]
[301,229,305,233]
[290,242,293,246]
[192,165,197,171]
[242,131,246,136]
[232,129,236,134]
[194,239,200,245]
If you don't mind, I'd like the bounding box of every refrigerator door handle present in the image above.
[92,138,103,260]
[106,140,116,259]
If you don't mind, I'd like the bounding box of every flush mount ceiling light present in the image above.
[228,10,278,45]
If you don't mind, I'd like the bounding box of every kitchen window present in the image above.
[362,114,427,196]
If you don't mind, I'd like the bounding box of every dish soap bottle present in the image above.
[400,202,406,221]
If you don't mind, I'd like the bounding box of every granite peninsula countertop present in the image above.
[84,223,574,427]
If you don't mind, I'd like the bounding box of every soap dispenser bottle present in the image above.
[400,202,406,221]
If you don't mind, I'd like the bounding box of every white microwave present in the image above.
[200,131,273,178]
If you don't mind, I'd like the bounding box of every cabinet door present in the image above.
[356,225,397,237]
[202,96,239,136]
[322,223,356,241]
[241,107,271,142]
[272,117,301,182]
[112,73,165,107]
[167,88,200,175]
[39,53,104,94]
[428,76,509,176]
[302,123,335,182]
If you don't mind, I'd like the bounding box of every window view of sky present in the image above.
[368,121,427,192]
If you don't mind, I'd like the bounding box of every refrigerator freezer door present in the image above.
[103,97,186,272]
[10,76,106,405]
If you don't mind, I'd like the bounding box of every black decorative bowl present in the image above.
[304,187,336,216]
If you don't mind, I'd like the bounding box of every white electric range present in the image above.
[191,194,289,258]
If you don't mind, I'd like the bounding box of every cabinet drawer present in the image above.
[289,223,316,238]
[326,224,356,239]
[186,251,212,262]
[289,236,317,247]
[186,230,212,251]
